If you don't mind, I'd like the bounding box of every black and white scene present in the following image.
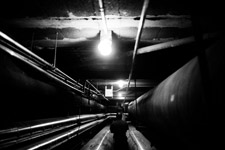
[0,0,224,150]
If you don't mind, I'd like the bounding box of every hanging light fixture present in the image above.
[98,30,112,56]
[97,0,113,57]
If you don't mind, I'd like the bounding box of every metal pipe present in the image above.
[0,32,84,92]
[125,0,150,101]
[98,0,108,34]
[27,119,106,150]
[55,68,83,87]
[130,131,144,150]
[0,124,78,149]
[128,126,152,150]
[0,31,53,69]
[128,37,225,149]
[53,32,58,67]
[127,31,221,55]
[0,44,84,94]
[137,36,194,54]
[86,80,108,101]
[0,114,103,135]
[0,114,108,149]
[54,69,98,95]
[0,31,106,99]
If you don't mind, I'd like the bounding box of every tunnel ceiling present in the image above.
[0,0,224,101]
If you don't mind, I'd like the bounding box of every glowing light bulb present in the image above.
[116,80,126,88]
[98,39,112,56]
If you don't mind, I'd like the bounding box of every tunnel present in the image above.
[1,28,224,150]
[1,0,225,150]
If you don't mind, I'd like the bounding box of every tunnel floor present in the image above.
[80,123,154,150]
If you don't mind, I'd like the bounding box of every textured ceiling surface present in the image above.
[0,0,224,101]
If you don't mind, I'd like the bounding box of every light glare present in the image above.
[98,39,112,56]
[118,92,125,99]
[116,80,126,88]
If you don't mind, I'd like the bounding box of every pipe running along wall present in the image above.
[0,31,109,149]
[0,31,106,127]
[128,37,225,150]
[0,114,110,149]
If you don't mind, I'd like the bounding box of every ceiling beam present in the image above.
[5,15,191,29]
